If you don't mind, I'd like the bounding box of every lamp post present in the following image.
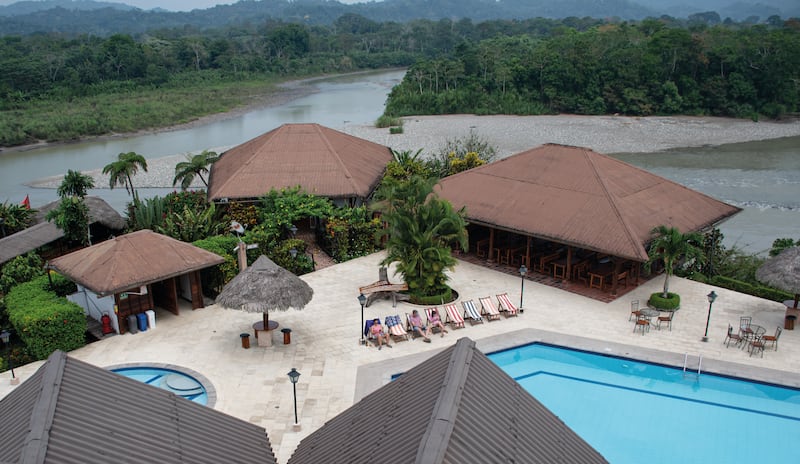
[1,329,17,385]
[358,293,367,345]
[702,290,717,342]
[289,248,297,259]
[519,264,527,314]
[287,368,301,427]
[289,224,298,238]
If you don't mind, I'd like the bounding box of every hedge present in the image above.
[709,276,793,302]
[648,292,680,310]
[5,274,86,360]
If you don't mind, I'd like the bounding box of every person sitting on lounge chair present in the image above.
[429,309,449,337]
[370,318,392,350]
[409,310,432,342]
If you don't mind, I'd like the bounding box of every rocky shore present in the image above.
[29,112,800,189]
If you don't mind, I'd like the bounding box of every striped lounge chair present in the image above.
[443,303,465,329]
[461,300,484,325]
[425,308,445,334]
[478,296,501,321]
[385,315,409,342]
[496,293,519,317]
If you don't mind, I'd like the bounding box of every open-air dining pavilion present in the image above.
[435,144,741,298]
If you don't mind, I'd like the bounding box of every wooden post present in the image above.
[237,244,248,273]
[488,228,495,261]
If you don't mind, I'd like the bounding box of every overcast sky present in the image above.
[0,0,373,11]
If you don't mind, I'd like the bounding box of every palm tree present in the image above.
[57,169,94,198]
[172,150,220,190]
[646,225,705,298]
[373,175,467,299]
[102,151,148,201]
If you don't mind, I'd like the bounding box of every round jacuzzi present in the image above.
[109,364,215,407]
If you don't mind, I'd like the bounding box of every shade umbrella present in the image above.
[216,255,314,330]
[755,247,800,308]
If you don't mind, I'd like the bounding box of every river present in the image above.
[0,68,797,254]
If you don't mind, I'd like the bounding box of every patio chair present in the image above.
[424,308,443,334]
[749,335,766,357]
[724,324,744,348]
[495,293,519,317]
[478,296,501,321]
[656,310,675,331]
[462,300,484,325]
[633,314,649,335]
[629,300,641,321]
[762,326,781,351]
[443,303,465,329]
[385,315,409,342]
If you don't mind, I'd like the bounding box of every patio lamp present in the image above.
[702,290,717,342]
[358,293,367,345]
[289,248,297,259]
[519,264,527,313]
[287,368,301,426]
[290,224,298,238]
[1,329,16,385]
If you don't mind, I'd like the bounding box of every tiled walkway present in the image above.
[1,252,797,464]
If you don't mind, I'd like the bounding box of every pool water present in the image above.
[111,367,208,405]
[489,343,800,464]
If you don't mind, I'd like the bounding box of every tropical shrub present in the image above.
[127,195,167,231]
[157,202,225,242]
[322,206,381,262]
[770,238,798,257]
[0,201,35,235]
[0,252,45,294]
[5,275,86,360]
[271,239,313,275]
[193,235,240,296]
[373,175,467,301]
[648,292,680,310]
[709,276,793,303]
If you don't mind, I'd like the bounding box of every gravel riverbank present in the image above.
[29,114,800,189]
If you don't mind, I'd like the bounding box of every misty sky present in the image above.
[0,0,373,11]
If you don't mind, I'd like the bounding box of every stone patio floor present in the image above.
[2,251,798,464]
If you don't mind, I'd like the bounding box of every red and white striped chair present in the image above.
[442,304,465,329]
[478,296,501,321]
[496,293,519,317]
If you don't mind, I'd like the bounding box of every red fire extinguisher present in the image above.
[101,313,114,335]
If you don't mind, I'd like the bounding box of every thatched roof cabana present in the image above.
[207,123,393,204]
[435,144,741,262]
[216,255,313,330]
[756,247,800,308]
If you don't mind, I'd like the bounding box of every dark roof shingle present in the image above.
[288,338,608,464]
[0,351,276,464]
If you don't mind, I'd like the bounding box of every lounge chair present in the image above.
[443,303,465,329]
[405,313,422,340]
[385,315,409,342]
[424,308,443,334]
[495,293,519,317]
[478,296,501,321]
[364,319,378,347]
[462,300,484,325]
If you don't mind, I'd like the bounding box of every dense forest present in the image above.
[1,14,798,147]
[385,19,800,119]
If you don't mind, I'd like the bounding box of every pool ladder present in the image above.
[683,353,702,379]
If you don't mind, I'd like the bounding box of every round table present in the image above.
[640,308,660,318]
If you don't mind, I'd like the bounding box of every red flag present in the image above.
[21,194,30,209]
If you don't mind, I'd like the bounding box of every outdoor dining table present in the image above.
[741,324,766,348]
[588,263,614,289]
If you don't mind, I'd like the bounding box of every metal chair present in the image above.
[762,326,782,351]
[629,300,641,321]
[749,335,766,357]
[724,324,744,348]
[656,310,675,331]
[633,314,650,335]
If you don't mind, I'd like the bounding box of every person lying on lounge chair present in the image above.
[370,318,392,350]
[429,309,449,337]
[409,310,432,342]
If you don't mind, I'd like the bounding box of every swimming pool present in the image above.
[489,343,800,464]
[111,366,209,406]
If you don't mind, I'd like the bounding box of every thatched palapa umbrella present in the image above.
[756,247,800,308]
[216,255,313,329]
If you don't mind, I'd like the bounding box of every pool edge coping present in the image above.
[355,328,800,402]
